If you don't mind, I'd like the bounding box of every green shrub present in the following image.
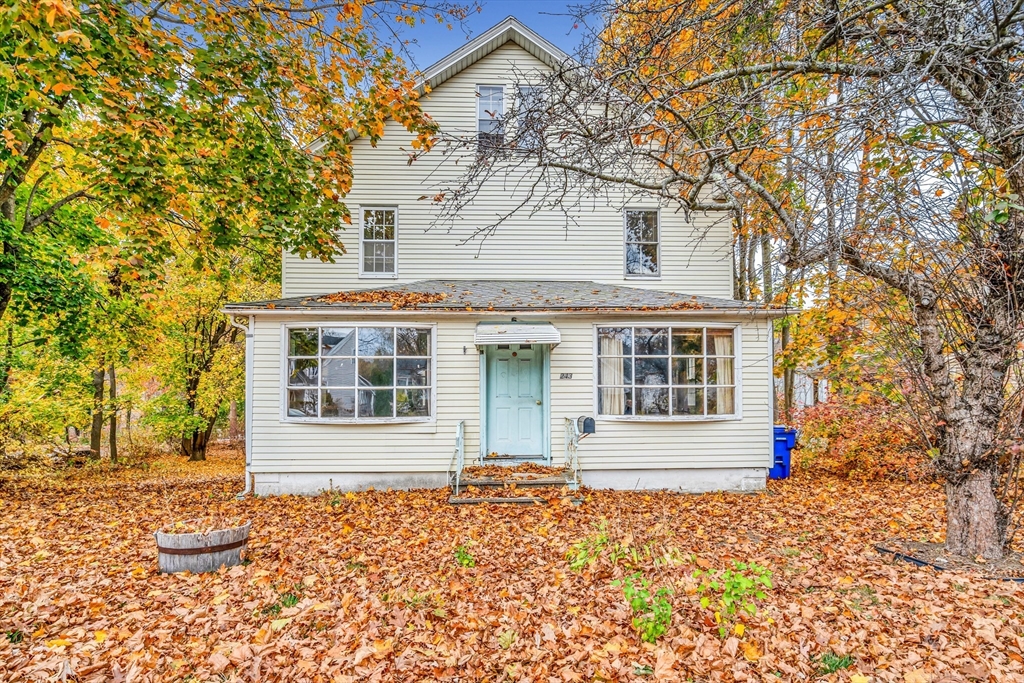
[612,572,672,643]
[693,560,773,637]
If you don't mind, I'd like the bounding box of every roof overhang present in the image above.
[419,16,569,92]
[474,322,561,348]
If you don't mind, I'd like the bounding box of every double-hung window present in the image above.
[596,326,737,418]
[477,85,504,150]
[361,208,397,277]
[624,209,660,277]
[286,325,432,421]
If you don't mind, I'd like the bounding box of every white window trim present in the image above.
[279,322,437,424]
[623,207,662,280]
[476,84,505,142]
[591,322,743,422]
[358,206,399,279]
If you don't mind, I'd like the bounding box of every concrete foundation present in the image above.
[251,468,766,496]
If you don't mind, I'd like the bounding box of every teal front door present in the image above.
[486,344,545,458]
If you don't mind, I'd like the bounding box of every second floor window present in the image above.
[477,85,504,150]
[515,84,543,152]
[625,209,660,277]
[361,208,396,276]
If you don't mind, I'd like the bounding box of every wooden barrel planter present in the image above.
[154,520,251,574]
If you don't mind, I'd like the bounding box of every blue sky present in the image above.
[386,1,590,70]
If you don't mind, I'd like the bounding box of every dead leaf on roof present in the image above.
[316,291,447,309]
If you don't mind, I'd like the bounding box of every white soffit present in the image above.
[475,322,561,347]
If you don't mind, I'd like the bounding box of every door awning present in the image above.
[475,322,561,347]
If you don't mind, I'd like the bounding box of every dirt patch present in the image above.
[878,538,1024,581]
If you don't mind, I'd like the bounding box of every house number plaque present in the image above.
[559,373,573,380]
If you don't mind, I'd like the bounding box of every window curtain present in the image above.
[599,336,625,414]
[713,334,734,414]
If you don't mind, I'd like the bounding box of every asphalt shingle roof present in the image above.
[226,280,787,316]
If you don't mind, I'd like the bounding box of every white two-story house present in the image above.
[225,17,784,496]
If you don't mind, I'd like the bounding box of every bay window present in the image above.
[285,326,432,421]
[596,326,737,418]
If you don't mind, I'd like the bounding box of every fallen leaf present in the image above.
[209,652,230,673]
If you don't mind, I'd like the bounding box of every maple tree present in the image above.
[434,0,1024,560]
[0,0,478,459]
[140,253,275,461]
[0,0,460,328]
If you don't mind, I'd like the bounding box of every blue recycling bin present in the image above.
[769,426,797,479]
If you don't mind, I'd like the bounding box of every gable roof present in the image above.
[307,17,568,153]
[418,16,570,92]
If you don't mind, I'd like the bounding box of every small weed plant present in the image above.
[454,544,476,568]
[5,629,24,644]
[261,583,304,616]
[816,651,854,675]
[693,560,773,637]
[612,572,673,643]
[566,522,610,571]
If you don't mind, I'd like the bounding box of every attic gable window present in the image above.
[360,208,397,277]
[477,85,504,150]
[624,209,660,278]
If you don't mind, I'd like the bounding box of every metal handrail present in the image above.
[448,420,465,494]
[564,418,582,490]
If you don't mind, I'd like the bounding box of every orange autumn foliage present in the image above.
[796,398,934,481]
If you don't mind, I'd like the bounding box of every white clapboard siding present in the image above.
[282,42,734,299]
[249,314,772,474]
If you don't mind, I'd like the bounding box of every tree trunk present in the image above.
[108,364,118,463]
[1,326,11,396]
[89,366,105,460]
[760,231,772,303]
[945,469,1006,559]
[228,400,240,441]
[735,231,748,299]
[182,414,218,462]
[745,235,757,299]
[0,195,14,330]
[780,321,795,421]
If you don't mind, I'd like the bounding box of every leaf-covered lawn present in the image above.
[1,452,1022,682]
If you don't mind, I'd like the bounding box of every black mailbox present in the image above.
[577,416,596,435]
